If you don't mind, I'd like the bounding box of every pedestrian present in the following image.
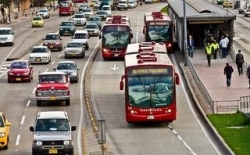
[246,65,250,88]
[235,50,244,75]
[224,63,234,87]
[211,39,220,59]
[219,35,229,58]
[187,35,194,58]
[205,42,213,67]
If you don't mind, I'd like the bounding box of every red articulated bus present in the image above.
[99,15,133,60]
[59,0,75,16]
[120,42,180,123]
[143,12,174,53]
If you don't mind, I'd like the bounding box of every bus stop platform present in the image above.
[183,46,250,114]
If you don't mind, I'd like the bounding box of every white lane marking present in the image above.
[58,54,61,58]
[32,88,36,94]
[20,116,25,125]
[51,61,55,65]
[15,135,21,146]
[45,68,49,72]
[26,100,31,107]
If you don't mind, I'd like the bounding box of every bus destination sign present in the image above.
[127,68,172,76]
[149,22,169,26]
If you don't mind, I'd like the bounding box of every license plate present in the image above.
[49,148,57,154]
[114,54,119,57]
[147,115,155,120]
[71,53,76,56]
[50,97,56,100]
[16,78,21,81]
[50,46,54,48]
[36,59,41,62]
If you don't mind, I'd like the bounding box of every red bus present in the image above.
[143,12,174,52]
[120,42,180,123]
[99,15,133,60]
[59,1,75,16]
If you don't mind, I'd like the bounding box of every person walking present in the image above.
[219,35,229,58]
[205,42,213,67]
[246,65,250,89]
[187,35,194,58]
[224,63,234,87]
[235,50,244,75]
[211,39,220,59]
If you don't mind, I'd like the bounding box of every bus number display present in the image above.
[149,22,169,26]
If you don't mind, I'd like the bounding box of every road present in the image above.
[0,2,241,155]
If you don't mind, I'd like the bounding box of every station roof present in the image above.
[168,0,236,21]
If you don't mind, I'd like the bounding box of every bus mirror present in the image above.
[175,73,180,85]
[120,81,124,90]
[99,34,101,39]
[143,26,145,34]
[120,75,125,90]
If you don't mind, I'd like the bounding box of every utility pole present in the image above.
[183,0,188,66]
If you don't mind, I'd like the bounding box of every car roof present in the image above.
[67,40,83,44]
[74,30,88,33]
[13,59,29,63]
[32,46,48,48]
[47,33,59,35]
[86,22,98,26]
[40,71,66,75]
[102,5,110,7]
[37,111,68,119]
[0,27,12,30]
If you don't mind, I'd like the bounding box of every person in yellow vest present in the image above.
[211,40,220,59]
[205,43,213,67]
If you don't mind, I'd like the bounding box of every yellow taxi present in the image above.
[0,112,11,150]
[222,0,233,8]
[31,15,44,27]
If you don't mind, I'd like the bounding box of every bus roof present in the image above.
[124,49,172,68]
[144,12,171,22]
[126,42,167,55]
[104,15,130,26]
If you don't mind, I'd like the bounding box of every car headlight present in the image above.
[71,72,77,76]
[8,72,14,75]
[60,28,63,30]
[23,72,30,75]
[0,132,5,137]
[55,42,60,45]
[34,141,42,146]
[42,56,48,59]
[64,140,71,145]
[43,42,48,45]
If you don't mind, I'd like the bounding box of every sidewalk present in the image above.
[186,46,250,114]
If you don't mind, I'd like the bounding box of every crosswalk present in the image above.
[0,61,12,78]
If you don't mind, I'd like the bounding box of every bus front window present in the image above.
[103,31,130,48]
[147,25,170,42]
[128,76,173,107]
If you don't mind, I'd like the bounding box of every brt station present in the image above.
[167,0,236,52]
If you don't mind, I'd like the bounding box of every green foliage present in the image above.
[208,112,250,155]
[160,6,169,14]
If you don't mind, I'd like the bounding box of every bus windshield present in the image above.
[102,26,131,48]
[127,75,173,107]
[147,25,170,42]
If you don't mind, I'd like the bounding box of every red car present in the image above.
[42,33,63,51]
[7,60,33,83]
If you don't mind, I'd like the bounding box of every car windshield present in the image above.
[74,33,87,39]
[10,62,28,69]
[82,9,91,12]
[67,42,82,47]
[0,29,12,35]
[35,119,70,132]
[39,9,47,12]
[90,17,99,21]
[61,22,74,26]
[97,11,106,15]
[86,24,98,29]
[102,7,110,10]
[57,63,76,70]
[31,47,48,53]
[39,74,66,83]
[0,117,4,127]
[45,34,59,40]
[74,14,85,18]
[33,17,42,21]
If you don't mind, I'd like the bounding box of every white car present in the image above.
[37,8,50,19]
[29,46,51,64]
[102,5,111,16]
[80,8,93,18]
[85,23,100,36]
[128,0,137,8]
[64,41,85,58]
[0,27,14,46]
[145,0,153,4]
[117,0,128,10]
[73,13,87,26]
[72,30,89,50]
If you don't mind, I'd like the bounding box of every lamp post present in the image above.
[183,0,188,66]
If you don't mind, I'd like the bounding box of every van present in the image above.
[102,5,112,16]
[72,30,89,50]
[0,27,14,46]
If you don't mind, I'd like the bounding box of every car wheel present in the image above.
[60,33,63,36]
[3,137,8,150]
[68,150,74,155]
[28,76,31,82]
[8,79,11,83]
[65,55,68,59]
[85,44,89,50]
[37,100,42,106]
[65,99,70,106]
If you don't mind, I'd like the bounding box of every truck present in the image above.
[35,72,71,106]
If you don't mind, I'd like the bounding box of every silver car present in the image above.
[85,23,100,36]
[53,61,79,83]
[64,41,85,58]
[37,8,50,19]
